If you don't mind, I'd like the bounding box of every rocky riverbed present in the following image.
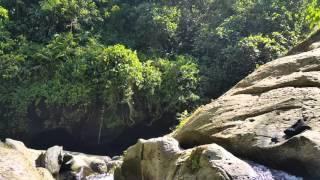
[0,138,303,180]
[0,138,121,180]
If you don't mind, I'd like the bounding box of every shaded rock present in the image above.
[309,41,320,51]
[106,159,123,174]
[37,167,55,180]
[287,29,320,55]
[58,152,109,180]
[284,119,311,138]
[115,137,258,180]
[173,47,320,178]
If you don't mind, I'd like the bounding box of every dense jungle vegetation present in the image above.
[0,0,320,147]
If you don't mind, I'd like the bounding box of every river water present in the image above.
[248,161,303,180]
[86,162,302,180]
[86,174,114,180]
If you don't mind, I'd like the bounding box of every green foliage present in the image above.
[307,0,320,29]
[188,148,202,173]
[0,6,8,19]
[39,0,101,34]
[0,0,315,138]
[175,110,191,130]
[156,56,199,111]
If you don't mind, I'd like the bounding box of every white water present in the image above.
[248,161,303,180]
[86,174,114,180]
[85,162,302,180]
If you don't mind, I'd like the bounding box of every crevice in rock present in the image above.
[233,80,320,96]
[140,143,144,161]
[171,164,181,179]
[179,137,309,178]
[228,105,302,122]
[301,67,320,72]
[175,130,310,178]
[205,124,239,135]
[177,131,213,150]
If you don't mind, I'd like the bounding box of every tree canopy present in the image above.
[0,0,317,141]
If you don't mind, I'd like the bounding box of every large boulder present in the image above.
[115,137,258,180]
[173,48,320,178]
[5,138,44,166]
[58,151,110,179]
[0,142,54,180]
[39,145,63,175]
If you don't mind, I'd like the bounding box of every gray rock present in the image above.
[58,152,109,179]
[111,156,121,161]
[5,138,43,166]
[115,137,257,180]
[0,141,54,180]
[41,146,63,175]
[106,159,122,174]
[104,156,112,162]
[309,41,320,51]
[173,47,320,178]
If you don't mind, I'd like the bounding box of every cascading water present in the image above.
[86,174,114,180]
[248,161,303,180]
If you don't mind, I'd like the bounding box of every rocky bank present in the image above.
[0,139,120,180]
[115,40,320,179]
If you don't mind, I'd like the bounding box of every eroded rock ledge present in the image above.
[172,48,320,178]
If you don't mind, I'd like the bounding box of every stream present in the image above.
[86,174,114,180]
[248,161,303,180]
[86,162,302,180]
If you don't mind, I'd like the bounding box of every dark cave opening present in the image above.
[27,114,177,157]
[29,128,79,151]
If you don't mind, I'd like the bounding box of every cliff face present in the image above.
[116,41,320,179]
